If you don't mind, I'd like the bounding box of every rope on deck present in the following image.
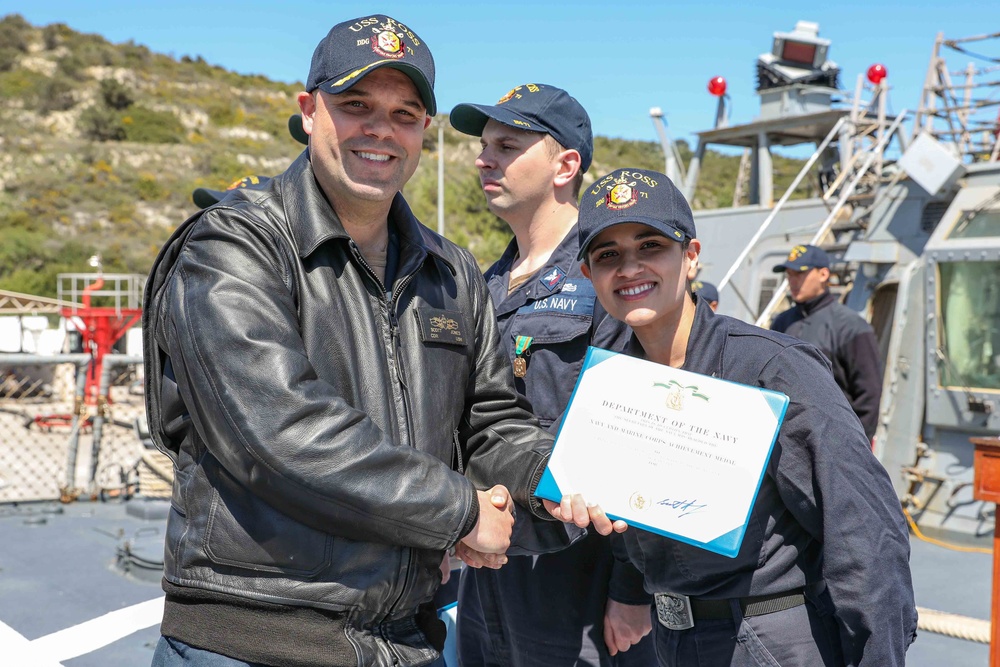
[917,606,991,644]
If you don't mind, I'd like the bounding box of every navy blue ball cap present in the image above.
[578,168,695,260]
[192,175,271,209]
[450,83,593,172]
[691,280,719,303]
[306,15,436,115]
[772,244,830,273]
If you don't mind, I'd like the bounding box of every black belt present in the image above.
[654,586,817,630]
[690,589,806,621]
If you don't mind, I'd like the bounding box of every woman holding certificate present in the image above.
[561,168,917,666]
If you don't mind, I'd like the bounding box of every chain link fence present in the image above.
[0,354,170,504]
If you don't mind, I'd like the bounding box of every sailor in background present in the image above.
[769,245,883,442]
[690,279,719,312]
[449,84,654,666]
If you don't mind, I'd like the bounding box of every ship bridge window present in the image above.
[938,261,1000,390]
[780,40,817,66]
[948,209,1000,239]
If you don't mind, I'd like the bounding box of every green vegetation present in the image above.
[121,106,186,143]
[0,13,814,297]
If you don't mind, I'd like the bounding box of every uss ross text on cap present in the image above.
[306,15,436,115]
[771,244,830,273]
[578,168,695,260]
[450,84,593,172]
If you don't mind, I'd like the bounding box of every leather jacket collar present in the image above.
[281,150,455,277]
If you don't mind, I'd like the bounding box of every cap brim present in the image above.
[316,62,436,115]
[192,188,226,209]
[578,217,689,261]
[450,103,551,137]
[698,289,719,302]
[288,115,309,146]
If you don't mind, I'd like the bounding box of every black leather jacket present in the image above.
[143,152,552,664]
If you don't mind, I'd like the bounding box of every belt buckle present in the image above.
[654,592,694,630]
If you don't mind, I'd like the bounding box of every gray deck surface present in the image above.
[0,499,993,666]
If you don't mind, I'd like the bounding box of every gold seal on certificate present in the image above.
[535,347,788,558]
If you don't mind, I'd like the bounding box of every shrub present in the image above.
[121,106,184,144]
[100,78,134,110]
[80,105,125,141]
[55,53,86,77]
[42,24,64,50]
[0,14,31,54]
[0,69,47,99]
[69,32,120,68]
[0,46,19,73]
[205,95,241,126]
[108,201,136,224]
[120,41,151,67]
[38,76,78,114]
[136,173,167,201]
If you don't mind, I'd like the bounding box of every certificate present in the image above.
[535,347,788,558]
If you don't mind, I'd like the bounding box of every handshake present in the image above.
[455,485,627,570]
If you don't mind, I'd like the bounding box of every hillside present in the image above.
[0,14,814,298]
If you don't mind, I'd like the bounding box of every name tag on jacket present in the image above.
[415,308,467,346]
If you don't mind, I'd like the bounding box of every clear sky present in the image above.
[8,1,1000,150]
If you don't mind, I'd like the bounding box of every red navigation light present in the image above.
[867,63,887,85]
[708,76,727,97]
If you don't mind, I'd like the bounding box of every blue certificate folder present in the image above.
[535,346,789,558]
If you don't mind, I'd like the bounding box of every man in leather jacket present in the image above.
[143,14,575,667]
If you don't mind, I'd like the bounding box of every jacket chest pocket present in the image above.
[511,312,592,427]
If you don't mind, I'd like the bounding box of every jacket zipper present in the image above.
[384,273,419,621]
[348,243,421,623]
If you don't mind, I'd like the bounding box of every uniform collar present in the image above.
[487,224,580,299]
[487,223,582,313]
[798,290,836,317]
[624,297,728,378]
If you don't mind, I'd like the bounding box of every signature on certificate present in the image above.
[657,497,708,518]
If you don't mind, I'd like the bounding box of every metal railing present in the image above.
[0,354,153,503]
[753,109,910,327]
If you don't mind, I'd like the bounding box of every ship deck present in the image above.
[0,497,991,666]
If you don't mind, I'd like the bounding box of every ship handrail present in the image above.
[753,109,910,327]
[715,116,847,295]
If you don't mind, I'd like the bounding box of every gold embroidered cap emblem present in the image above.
[605,172,638,210]
[371,20,405,59]
[497,86,521,104]
[787,245,808,262]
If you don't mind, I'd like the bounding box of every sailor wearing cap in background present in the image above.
[142,14,618,667]
[190,175,272,210]
[449,84,655,666]
[769,245,883,442]
[572,168,916,666]
[690,279,719,312]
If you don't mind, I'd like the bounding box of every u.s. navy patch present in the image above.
[518,280,596,316]
[415,308,467,346]
[539,266,566,292]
